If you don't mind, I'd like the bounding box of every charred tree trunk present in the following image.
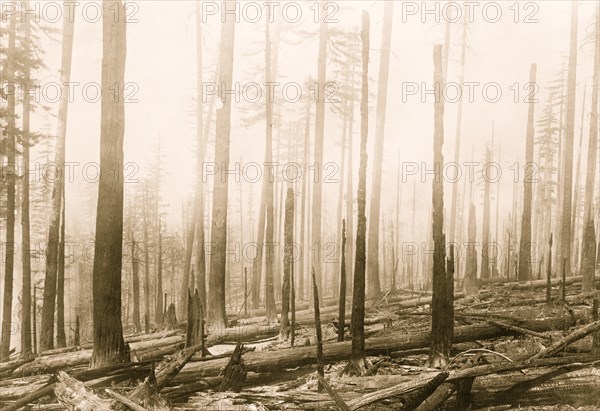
[264,13,277,323]
[181,210,196,320]
[20,7,33,358]
[346,71,356,295]
[194,3,208,312]
[155,220,164,326]
[40,3,75,352]
[143,199,151,325]
[366,0,393,299]
[559,1,579,276]
[311,5,328,301]
[448,13,468,244]
[345,11,370,376]
[581,3,599,293]
[480,146,492,280]
[338,219,347,342]
[299,103,311,302]
[91,0,130,368]
[208,2,235,327]
[429,45,451,368]
[131,236,141,332]
[518,63,538,281]
[0,10,16,361]
[56,206,66,348]
[280,188,294,340]
[464,204,478,295]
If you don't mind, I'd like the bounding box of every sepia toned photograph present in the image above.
[1,0,599,409]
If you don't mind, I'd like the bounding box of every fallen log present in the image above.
[317,375,351,411]
[13,335,184,377]
[106,389,149,411]
[53,371,112,410]
[173,316,573,382]
[528,320,600,360]
[346,373,445,411]
[486,320,552,340]
[125,343,204,408]
[413,382,456,411]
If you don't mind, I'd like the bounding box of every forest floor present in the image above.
[1,274,600,410]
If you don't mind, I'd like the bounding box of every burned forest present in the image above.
[2,1,600,410]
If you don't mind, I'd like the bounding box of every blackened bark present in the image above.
[350,10,370,366]
[429,45,451,368]
[366,0,393,299]
[208,1,235,327]
[280,188,294,339]
[518,63,538,281]
[91,0,129,368]
[40,2,75,352]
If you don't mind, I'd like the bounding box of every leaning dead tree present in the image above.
[91,0,129,368]
[518,63,538,281]
[343,10,370,377]
[429,44,453,368]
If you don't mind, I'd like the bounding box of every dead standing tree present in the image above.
[311,1,328,301]
[581,3,599,293]
[91,0,130,368]
[518,63,538,281]
[280,188,294,340]
[39,2,75,352]
[343,11,371,377]
[366,0,393,299]
[208,0,236,328]
[559,1,579,276]
[429,45,453,368]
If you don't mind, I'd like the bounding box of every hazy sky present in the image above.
[23,0,598,238]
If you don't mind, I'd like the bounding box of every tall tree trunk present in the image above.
[20,4,33,358]
[91,0,129,368]
[280,188,294,339]
[571,84,587,269]
[581,3,599,293]
[448,13,468,245]
[348,11,370,375]
[181,208,196,319]
[264,13,277,323]
[560,1,579,276]
[155,220,163,325]
[131,235,141,332]
[311,4,328,301]
[429,45,452,368]
[337,219,347,342]
[334,91,348,299]
[394,152,402,289]
[366,1,393,299]
[346,71,356,295]
[0,10,16,360]
[464,204,478,295]
[143,196,151,324]
[40,4,75,352]
[481,146,492,279]
[518,63,538,281]
[298,103,310,302]
[208,2,235,327]
[56,205,66,348]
